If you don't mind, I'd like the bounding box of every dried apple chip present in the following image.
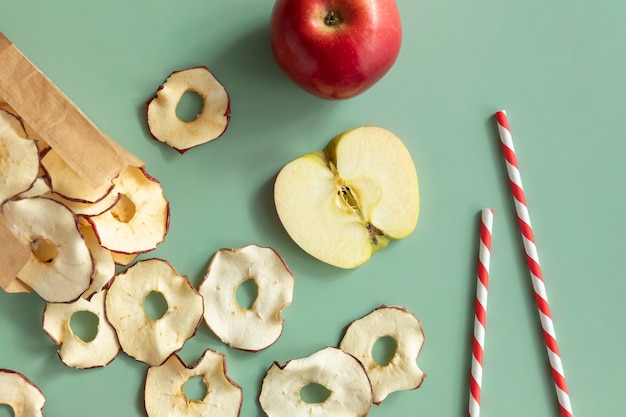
[41,148,114,203]
[105,258,203,366]
[79,222,116,299]
[146,66,230,153]
[199,244,294,351]
[46,188,121,216]
[0,109,39,204]
[87,165,169,254]
[110,250,139,266]
[339,305,426,403]
[259,346,373,417]
[3,197,93,303]
[43,289,120,369]
[0,369,46,417]
[144,350,243,417]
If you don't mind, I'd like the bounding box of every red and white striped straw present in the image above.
[495,110,573,417]
[468,208,494,417]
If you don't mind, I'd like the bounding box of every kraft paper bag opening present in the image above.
[0,32,142,186]
[0,32,143,292]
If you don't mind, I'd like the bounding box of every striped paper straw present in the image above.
[468,208,494,417]
[495,110,573,417]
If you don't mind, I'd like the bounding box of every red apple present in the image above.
[270,0,402,100]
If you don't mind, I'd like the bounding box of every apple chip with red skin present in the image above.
[146,66,230,153]
[259,346,373,417]
[43,289,120,369]
[3,196,93,303]
[144,350,243,417]
[79,222,116,299]
[199,244,294,352]
[41,148,114,203]
[87,165,169,254]
[0,369,46,417]
[105,258,203,366]
[339,305,426,404]
[0,109,40,204]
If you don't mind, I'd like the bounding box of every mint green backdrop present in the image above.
[1,1,624,416]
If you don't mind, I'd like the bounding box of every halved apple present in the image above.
[339,305,426,404]
[274,126,419,269]
[199,244,294,351]
[105,258,203,366]
[3,197,93,302]
[146,66,230,153]
[87,166,169,254]
[0,109,40,204]
[144,350,243,417]
[0,369,46,417]
[43,289,120,369]
[259,346,373,417]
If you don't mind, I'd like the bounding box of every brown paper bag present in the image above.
[0,32,143,292]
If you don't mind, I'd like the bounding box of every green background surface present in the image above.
[0,1,624,416]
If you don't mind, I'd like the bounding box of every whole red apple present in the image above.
[270,0,402,100]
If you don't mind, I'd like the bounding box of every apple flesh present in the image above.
[199,244,294,352]
[274,126,419,268]
[270,0,402,99]
[259,346,373,417]
[144,350,243,417]
[0,369,46,417]
[146,67,230,153]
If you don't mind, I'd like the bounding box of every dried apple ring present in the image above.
[0,109,39,204]
[105,258,204,366]
[78,222,116,299]
[339,305,426,404]
[198,244,294,351]
[0,369,46,417]
[41,148,114,203]
[259,346,373,417]
[146,66,230,153]
[144,350,243,417]
[87,165,169,254]
[43,289,120,369]
[3,196,93,303]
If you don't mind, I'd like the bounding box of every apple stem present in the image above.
[324,11,342,27]
[367,223,384,245]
